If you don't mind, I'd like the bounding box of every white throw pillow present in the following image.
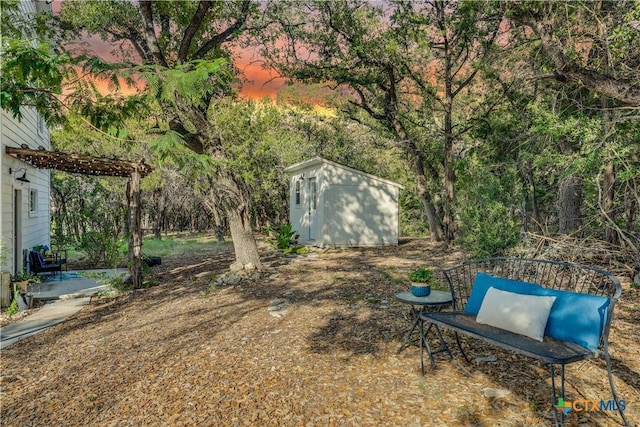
[476,287,556,342]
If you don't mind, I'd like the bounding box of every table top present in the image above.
[395,290,453,306]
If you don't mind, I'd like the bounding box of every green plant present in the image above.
[6,298,19,317]
[78,231,121,268]
[457,156,521,258]
[10,273,41,284]
[82,271,132,293]
[409,266,435,284]
[266,224,298,250]
[282,245,308,255]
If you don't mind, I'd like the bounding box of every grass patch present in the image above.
[141,234,231,257]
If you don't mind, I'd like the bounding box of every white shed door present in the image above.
[307,177,317,240]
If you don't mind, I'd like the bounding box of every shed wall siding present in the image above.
[323,183,398,247]
[287,158,400,248]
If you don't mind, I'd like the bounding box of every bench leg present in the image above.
[453,331,471,364]
[550,364,566,427]
[603,347,630,427]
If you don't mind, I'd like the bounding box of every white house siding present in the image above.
[1,0,53,274]
[285,157,402,248]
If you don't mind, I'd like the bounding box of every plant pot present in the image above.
[411,283,431,297]
[13,280,29,294]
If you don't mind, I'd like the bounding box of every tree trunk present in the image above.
[520,159,542,232]
[603,162,619,245]
[215,174,261,269]
[558,174,583,235]
[413,158,444,242]
[385,90,444,242]
[227,205,261,268]
[153,187,162,240]
[127,169,143,289]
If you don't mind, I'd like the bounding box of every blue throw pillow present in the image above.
[464,272,543,315]
[37,252,46,267]
[534,288,610,350]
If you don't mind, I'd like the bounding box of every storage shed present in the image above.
[284,157,403,247]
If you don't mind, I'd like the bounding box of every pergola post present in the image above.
[128,167,143,289]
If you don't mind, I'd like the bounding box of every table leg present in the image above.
[397,306,422,354]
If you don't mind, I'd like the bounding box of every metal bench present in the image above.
[421,257,629,427]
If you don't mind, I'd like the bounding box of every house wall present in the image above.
[1,110,52,274]
[0,0,53,274]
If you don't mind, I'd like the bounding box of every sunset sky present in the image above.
[52,1,286,99]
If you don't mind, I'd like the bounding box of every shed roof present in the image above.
[284,156,404,189]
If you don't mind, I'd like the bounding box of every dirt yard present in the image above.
[0,238,638,426]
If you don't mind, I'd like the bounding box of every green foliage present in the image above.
[283,246,308,255]
[11,273,41,284]
[266,224,298,250]
[0,39,68,123]
[50,171,128,247]
[408,266,435,284]
[78,232,121,268]
[83,271,131,293]
[457,156,521,258]
[6,297,19,318]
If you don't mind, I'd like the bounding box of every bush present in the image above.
[266,224,298,250]
[457,157,521,258]
[78,231,121,268]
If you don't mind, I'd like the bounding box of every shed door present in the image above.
[307,177,317,240]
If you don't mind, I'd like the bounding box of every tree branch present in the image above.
[511,8,640,106]
[177,1,212,64]
[192,0,252,60]
[138,1,168,67]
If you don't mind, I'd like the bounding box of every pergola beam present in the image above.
[5,145,153,177]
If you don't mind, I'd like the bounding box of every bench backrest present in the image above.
[29,251,43,269]
[443,257,622,350]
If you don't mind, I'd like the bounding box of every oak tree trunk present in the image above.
[558,174,583,235]
[214,174,261,269]
[127,169,143,289]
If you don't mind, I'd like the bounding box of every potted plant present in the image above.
[409,266,436,297]
[10,273,41,309]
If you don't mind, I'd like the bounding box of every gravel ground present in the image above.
[0,239,638,426]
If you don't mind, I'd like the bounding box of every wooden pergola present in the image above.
[6,145,154,288]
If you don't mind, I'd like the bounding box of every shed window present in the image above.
[37,113,45,136]
[29,189,38,212]
[295,180,301,206]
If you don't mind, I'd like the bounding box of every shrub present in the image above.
[266,224,298,250]
[457,156,521,258]
[78,231,121,268]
